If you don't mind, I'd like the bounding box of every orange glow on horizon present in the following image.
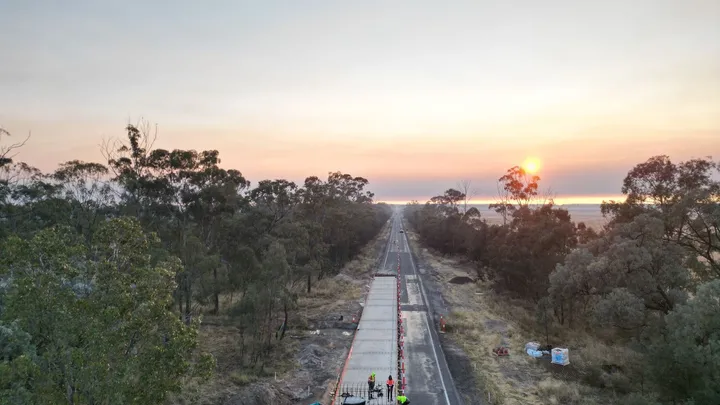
[378,195,626,205]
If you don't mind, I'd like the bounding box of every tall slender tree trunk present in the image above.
[178,296,183,319]
[280,302,289,340]
[213,267,219,314]
[184,273,192,324]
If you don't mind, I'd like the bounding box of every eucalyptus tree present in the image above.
[0,218,213,404]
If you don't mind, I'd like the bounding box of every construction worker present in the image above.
[397,393,409,404]
[367,372,376,398]
[386,375,395,401]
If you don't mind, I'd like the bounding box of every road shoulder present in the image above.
[402,224,485,405]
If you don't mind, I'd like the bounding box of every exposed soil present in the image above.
[448,276,475,285]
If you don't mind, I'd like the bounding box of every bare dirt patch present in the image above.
[405,230,634,405]
[174,221,393,405]
[448,276,474,285]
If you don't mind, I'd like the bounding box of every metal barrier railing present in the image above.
[336,382,397,404]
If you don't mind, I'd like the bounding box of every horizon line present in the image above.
[378,195,626,205]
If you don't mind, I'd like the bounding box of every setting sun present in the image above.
[522,157,541,174]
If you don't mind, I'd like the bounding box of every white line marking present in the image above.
[400,219,453,405]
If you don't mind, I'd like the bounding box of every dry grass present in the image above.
[406,230,640,405]
[537,378,583,404]
[298,277,362,307]
[297,221,391,324]
[173,320,300,405]
[295,276,363,333]
[178,281,352,405]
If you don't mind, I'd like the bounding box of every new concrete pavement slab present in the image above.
[340,277,397,387]
[334,217,399,404]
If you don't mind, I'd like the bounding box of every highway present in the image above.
[389,211,463,405]
[333,211,399,404]
[334,210,462,405]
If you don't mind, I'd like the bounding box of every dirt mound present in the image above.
[298,343,326,369]
[311,314,359,330]
[277,333,351,403]
[448,276,474,285]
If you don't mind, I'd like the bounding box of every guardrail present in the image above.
[337,382,394,404]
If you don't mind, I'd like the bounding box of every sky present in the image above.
[1,0,719,204]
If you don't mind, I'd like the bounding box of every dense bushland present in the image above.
[0,123,391,404]
[405,157,720,404]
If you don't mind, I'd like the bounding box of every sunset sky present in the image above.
[1,0,719,203]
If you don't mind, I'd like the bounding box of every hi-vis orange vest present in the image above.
[386,379,394,386]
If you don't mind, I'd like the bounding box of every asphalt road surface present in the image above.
[385,212,463,405]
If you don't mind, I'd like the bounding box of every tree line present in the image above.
[404,156,720,405]
[0,123,391,404]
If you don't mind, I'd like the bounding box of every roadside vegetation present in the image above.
[0,122,391,404]
[404,156,720,405]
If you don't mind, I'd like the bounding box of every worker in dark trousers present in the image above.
[368,372,376,398]
[386,375,394,401]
